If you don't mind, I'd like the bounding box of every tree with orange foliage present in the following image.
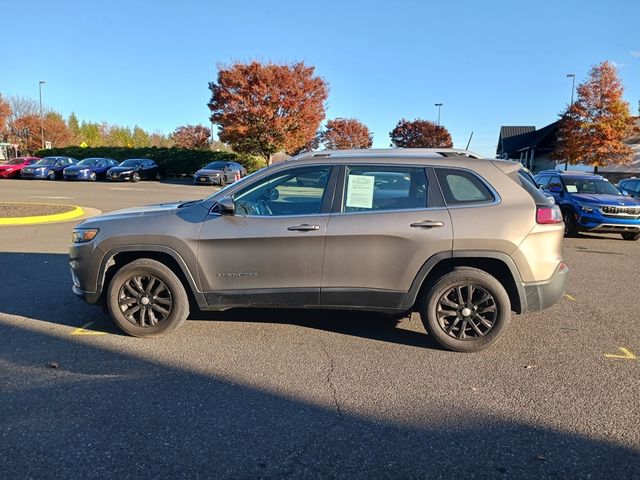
[171,124,211,150]
[44,112,73,148]
[0,94,11,134]
[208,62,328,164]
[554,61,635,169]
[11,115,41,153]
[321,118,372,150]
[389,119,453,148]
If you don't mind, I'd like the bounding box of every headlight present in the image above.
[212,173,221,177]
[576,202,596,213]
[72,228,99,244]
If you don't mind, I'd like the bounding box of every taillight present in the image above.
[536,205,563,224]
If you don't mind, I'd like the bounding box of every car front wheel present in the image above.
[47,170,56,180]
[622,232,640,241]
[106,258,189,338]
[419,267,511,352]
[131,172,140,182]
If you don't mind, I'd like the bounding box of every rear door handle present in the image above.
[287,224,320,231]
[410,220,445,229]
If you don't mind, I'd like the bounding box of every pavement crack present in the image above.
[318,339,343,418]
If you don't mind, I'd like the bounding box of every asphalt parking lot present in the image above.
[1,179,639,479]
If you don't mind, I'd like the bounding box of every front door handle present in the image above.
[410,220,445,229]
[287,224,320,231]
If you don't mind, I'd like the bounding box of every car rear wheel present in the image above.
[419,267,511,352]
[563,210,578,237]
[47,170,56,180]
[106,259,189,338]
[131,172,140,182]
[622,232,640,241]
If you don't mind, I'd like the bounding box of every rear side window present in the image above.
[435,168,495,205]
[510,169,551,205]
[342,166,428,212]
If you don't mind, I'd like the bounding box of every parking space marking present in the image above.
[564,294,577,301]
[71,322,108,336]
[604,347,637,360]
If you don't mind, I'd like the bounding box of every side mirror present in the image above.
[216,196,235,215]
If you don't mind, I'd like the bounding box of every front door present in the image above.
[321,165,453,308]
[197,165,336,308]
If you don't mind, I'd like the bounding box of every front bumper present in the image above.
[194,176,222,185]
[108,172,133,181]
[521,262,569,312]
[64,171,92,180]
[576,210,640,233]
[70,241,105,305]
[21,171,48,179]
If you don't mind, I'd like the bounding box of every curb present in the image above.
[0,204,85,226]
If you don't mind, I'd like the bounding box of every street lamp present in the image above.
[434,103,443,126]
[39,81,45,149]
[566,74,575,106]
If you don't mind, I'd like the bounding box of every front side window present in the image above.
[534,175,550,189]
[342,166,428,212]
[435,168,495,205]
[234,166,332,216]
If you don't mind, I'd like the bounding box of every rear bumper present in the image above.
[521,262,569,312]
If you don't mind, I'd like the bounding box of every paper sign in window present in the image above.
[346,175,375,208]
[566,185,578,193]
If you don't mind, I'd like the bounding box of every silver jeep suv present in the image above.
[70,149,568,352]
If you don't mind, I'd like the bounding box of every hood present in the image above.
[65,165,92,172]
[109,166,139,173]
[85,202,185,224]
[195,169,223,176]
[0,164,20,170]
[572,193,640,206]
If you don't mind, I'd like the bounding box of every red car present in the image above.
[0,157,40,178]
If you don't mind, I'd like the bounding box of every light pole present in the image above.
[566,74,575,106]
[434,103,443,126]
[39,81,45,149]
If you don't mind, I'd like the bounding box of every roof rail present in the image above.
[294,148,484,160]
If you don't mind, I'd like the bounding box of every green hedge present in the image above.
[33,147,267,176]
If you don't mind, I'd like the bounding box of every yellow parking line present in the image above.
[0,205,84,225]
[604,347,637,360]
[71,322,108,336]
[564,294,577,302]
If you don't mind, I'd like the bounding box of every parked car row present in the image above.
[1,156,249,185]
[0,156,161,182]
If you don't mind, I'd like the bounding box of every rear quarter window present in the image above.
[435,168,495,205]
[509,169,551,205]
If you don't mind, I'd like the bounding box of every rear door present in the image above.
[321,164,452,308]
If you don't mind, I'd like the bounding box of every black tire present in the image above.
[47,170,56,180]
[419,267,511,352]
[219,176,226,187]
[622,232,640,241]
[89,171,97,182]
[106,258,189,338]
[155,172,161,181]
[563,209,578,237]
[131,172,140,183]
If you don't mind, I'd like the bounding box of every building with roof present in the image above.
[496,118,640,180]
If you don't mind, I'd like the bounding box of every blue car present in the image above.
[21,156,77,180]
[63,158,119,181]
[534,170,640,241]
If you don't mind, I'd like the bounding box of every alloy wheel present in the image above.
[436,284,497,340]
[117,274,173,327]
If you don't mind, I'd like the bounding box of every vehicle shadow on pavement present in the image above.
[0,251,439,348]
[0,252,120,334]
[1,318,639,479]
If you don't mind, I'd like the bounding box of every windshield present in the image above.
[36,158,58,166]
[563,177,621,195]
[204,162,226,170]
[7,158,25,165]
[120,160,142,167]
[77,158,99,167]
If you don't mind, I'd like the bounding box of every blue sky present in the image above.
[3,0,639,157]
